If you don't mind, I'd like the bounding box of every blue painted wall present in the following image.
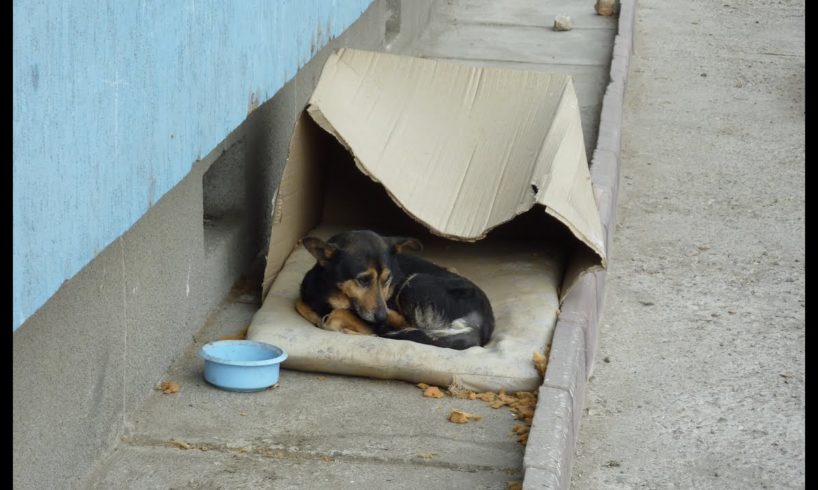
[12,0,374,331]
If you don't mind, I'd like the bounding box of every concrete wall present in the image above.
[12,1,432,489]
[12,0,373,332]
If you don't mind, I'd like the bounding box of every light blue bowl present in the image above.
[198,340,288,392]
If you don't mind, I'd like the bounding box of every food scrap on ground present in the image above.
[507,481,523,490]
[446,382,473,399]
[413,353,546,445]
[423,386,445,398]
[533,350,548,377]
[158,381,180,394]
[513,427,529,446]
[595,0,616,16]
[474,391,496,402]
[448,409,482,424]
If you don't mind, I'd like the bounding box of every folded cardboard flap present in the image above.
[263,48,606,301]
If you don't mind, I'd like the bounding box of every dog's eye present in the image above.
[356,276,371,287]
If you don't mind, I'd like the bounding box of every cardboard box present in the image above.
[249,48,605,391]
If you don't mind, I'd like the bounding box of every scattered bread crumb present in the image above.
[533,350,547,377]
[476,392,496,402]
[595,0,616,16]
[446,382,475,399]
[416,451,439,460]
[414,381,538,445]
[158,381,180,394]
[448,409,482,424]
[507,481,523,490]
[490,399,507,409]
[423,386,445,398]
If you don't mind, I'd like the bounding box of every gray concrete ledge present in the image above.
[521,1,636,488]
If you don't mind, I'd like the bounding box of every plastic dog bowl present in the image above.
[198,340,287,392]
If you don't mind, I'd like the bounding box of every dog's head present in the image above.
[302,230,422,324]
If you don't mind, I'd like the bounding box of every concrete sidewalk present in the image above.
[86,1,618,488]
[88,271,525,489]
[571,0,805,488]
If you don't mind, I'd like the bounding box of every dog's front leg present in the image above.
[322,309,376,336]
[295,300,324,327]
[386,309,411,330]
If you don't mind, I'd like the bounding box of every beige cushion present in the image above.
[248,225,563,392]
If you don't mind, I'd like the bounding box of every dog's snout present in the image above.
[374,309,388,324]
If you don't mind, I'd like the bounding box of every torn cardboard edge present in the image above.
[262,48,606,302]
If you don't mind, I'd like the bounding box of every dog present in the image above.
[295,230,494,350]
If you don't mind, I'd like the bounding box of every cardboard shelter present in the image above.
[247,48,605,392]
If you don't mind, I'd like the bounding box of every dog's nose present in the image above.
[374,310,388,324]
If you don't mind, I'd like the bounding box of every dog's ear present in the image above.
[385,236,423,255]
[301,237,337,266]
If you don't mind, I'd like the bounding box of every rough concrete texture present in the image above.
[13,2,404,489]
[523,387,575,488]
[408,0,618,157]
[90,446,515,490]
[524,467,562,490]
[13,239,128,490]
[89,278,525,489]
[572,0,805,488]
[13,166,213,490]
[542,323,587,446]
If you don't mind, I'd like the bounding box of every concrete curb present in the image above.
[522,1,636,488]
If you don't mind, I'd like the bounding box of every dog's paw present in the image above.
[321,312,342,332]
[321,310,375,335]
[386,309,411,330]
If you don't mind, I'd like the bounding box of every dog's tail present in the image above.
[381,312,487,350]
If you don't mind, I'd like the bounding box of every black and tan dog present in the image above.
[295,230,494,350]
